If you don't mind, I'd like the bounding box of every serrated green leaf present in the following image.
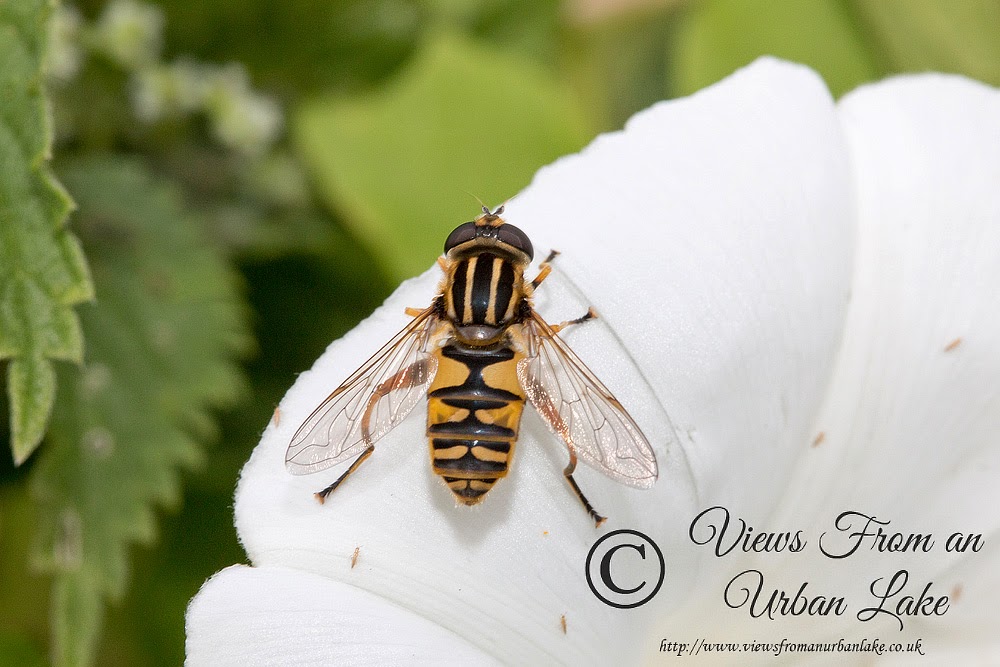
[849,0,1000,86]
[29,157,249,667]
[0,0,94,465]
[51,574,102,667]
[295,31,591,280]
[8,354,56,465]
[669,0,881,97]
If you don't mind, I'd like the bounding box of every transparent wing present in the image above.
[517,311,657,488]
[286,306,441,475]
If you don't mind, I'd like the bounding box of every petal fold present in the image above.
[772,73,1000,638]
[649,75,1000,660]
[186,565,496,666]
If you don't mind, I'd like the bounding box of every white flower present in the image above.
[131,59,209,123]
[92,0,165,71]
[186,59,1000,664]
[130,60,282,155]
[47,5,84,82]
[204,64,283,156]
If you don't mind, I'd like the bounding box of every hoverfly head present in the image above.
[443,205,533,261]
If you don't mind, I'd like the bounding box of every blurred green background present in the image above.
[0,0,997,664]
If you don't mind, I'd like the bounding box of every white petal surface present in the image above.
[200,58,856,663]
[185,565,497,666]
[506,56,854,520]
[775,74,1000,638]
[654,75,1000,662]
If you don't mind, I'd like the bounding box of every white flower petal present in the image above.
[185,565,497,666]
[508,56,854,518]
[786,73,1000,519]
[769,73,1000,642]
[657,75,1000,659]
[221,57,856,663]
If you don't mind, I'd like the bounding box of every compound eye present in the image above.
[444,222,477,254]
[497,223,534,261]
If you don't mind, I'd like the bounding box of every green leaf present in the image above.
[154,0,423,93]
[30,157,250,667]
[0,486,52,642]
[51,574,101,667]
[426,0,563,66]
[0,631,47,667]
[295,31,592,280]
[669,0,882,98]
[849,0,1000,86]
[565,7,678,130]
[0,0,93,464]
[8,355,56,465]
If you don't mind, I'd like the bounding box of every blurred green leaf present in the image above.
[153,0,423,94]
[50,575,101,667]
[849,0,1000,86]
[0,0,93,465]
[209,207,342,261]
[425,0,562,65]
[29,157,249,667]
[0,485,51,659]
[95,485,247,666]
[670,0,881,97]
[296,32,591,279]
[565,6,678,130]
[0,631,47,667]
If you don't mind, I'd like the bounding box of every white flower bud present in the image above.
[47,5,84,81]
[93,0,165,71]
[204,64,283,155]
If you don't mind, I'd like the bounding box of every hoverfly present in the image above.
[286,206,657,526]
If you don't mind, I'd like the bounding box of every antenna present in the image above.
[463,191,489,214]
[463,191,506,222]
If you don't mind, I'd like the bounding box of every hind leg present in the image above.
[563,446,607,527]
[315,445,374,503]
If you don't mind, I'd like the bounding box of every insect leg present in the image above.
[549,307,597,334]
[531,249,560,289]
[564,445,607,527]
[404,307,424,317]
[315,358,430,503]
[315,445,374,503]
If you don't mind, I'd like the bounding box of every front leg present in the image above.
[548,307,597,334]
[531,249,560,289]
[530,251,599,333]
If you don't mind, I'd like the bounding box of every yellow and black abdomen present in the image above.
[427,343,525,504]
